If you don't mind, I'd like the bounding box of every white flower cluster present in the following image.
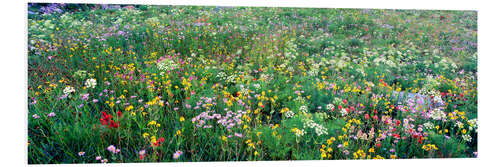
[63,86,75,95]
[340,108,348,117]
[423,122,434,130]
[326,103,335,111]
[429,108,446,120]
[303,119,328,136]
[239,85,250,97]
[299,105,308,113]
[307,63,320,77]
[225,74,238,84]
[467,119,478,132]
[85,78,97,89]
[373,56,392,68]
[284,110,295,118]
[462,134,472,142]
[157,58,179,72]
[284,38,298,60]
[259,73,272,83]
[216,71,227,79]
[455,121,464,129]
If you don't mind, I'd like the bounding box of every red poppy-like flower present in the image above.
[100,111,119,129]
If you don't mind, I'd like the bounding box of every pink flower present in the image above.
[47,112,56,117]
[32,114,40,119]
[234,133,243,138]
[107,145,120,154]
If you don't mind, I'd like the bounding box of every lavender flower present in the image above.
[47,112,56,117]
[173,150,183,159]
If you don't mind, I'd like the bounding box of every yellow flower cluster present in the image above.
[422,144,438,151]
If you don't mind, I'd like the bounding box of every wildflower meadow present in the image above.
[27,4,477,164]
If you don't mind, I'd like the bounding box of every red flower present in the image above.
[100,111,119,129]
[364,114,370,120]
[117,110,123,117]
[153,137,165,146]
[108,120,119,128]
[376,143,381,147]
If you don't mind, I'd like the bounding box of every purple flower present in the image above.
[78,151,85,156]
[32,114,40,119]
[81,93,89,101]
[173,150,183,159]
[59,94,69,100]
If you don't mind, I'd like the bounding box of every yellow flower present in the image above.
[422,144,438,151]
[327,137,336,145]
[369,147,375,153]
[143,132,149,138]
[176,130,181,136]
[321,152,327,158]
[125,105,134,111]
[254,151,259,156]
[150,135,157,144]
[221,136,227,142]
[462,129,467,134]
[179,116,185,122]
